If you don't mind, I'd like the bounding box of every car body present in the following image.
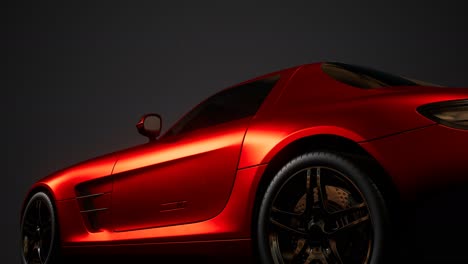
[21,62,468,263]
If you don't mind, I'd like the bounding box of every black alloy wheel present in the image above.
[21,192,59,264]
[257,152,390,264]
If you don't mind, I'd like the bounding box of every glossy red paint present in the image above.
[112,117,250,232]
[24,62,468,257]
[361,124,468,199]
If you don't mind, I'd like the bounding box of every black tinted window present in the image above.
[167,75,280,136]
[322,62,421,89]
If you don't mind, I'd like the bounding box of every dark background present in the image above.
[4,1,468,263]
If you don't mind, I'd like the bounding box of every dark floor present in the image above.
[64,253,468,263]
[66,255,255,264]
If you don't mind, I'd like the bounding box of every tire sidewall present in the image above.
[257,152,390,264]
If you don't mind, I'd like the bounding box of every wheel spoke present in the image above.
[316,168,328,210]
[291,239,309,263]
[270,203,306,237]
[38,247,44,264]
[327,213,370,235]
[272,206,303,217]
[326,239,343,264]
[305,168,314,216]
[329,202,367,219]
[270,217,308,236]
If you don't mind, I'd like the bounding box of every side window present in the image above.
[167,75,280,136]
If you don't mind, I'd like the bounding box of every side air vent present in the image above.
[75,178,112,232]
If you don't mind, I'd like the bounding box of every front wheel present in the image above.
[21,192,60,264]
[257,152,391,264]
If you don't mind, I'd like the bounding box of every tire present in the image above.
[257,152,391,264]
[21,192,61,264]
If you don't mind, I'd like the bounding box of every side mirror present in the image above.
[136,113,162,142]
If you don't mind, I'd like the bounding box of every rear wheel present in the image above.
[257,152,390,264]
[21,192,60,264]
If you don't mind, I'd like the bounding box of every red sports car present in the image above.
[21,62,468,264]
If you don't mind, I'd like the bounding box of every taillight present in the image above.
[418,100,468,130]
